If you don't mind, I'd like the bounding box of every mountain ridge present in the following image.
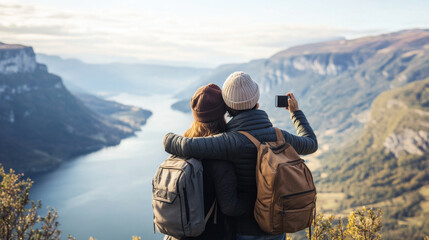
[170,29,429,239]
[36,53,212,95]
[272,29,429,58]
[0,44,152,174]
[172,29,429,148]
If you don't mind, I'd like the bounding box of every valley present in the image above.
[36,54,211,96]
[0,43,152,174]
[1,29,428,239]
[169,29,429,239]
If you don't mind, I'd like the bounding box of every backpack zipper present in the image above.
[282,189,315,199]
[286,159,303,164]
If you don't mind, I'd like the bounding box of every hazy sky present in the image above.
[1,0,428,67]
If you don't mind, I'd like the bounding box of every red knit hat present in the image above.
[190,83,226,123]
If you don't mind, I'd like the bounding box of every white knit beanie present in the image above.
[222,71,260,110]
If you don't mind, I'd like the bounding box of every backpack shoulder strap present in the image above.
[205,201,217,224]
[238,131,261,148]
[274,127,286,144]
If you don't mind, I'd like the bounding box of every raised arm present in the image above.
[282,93,318,155]
[163,132,244,161]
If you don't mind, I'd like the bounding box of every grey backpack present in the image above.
[152,156,216,239]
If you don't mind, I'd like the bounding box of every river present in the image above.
[31,94,193,240]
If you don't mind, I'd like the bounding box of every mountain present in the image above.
[74,92,152,133]
[171,29,429,239]
[173,29,429,147]
[316,78,429,239]
[0,43,151,174]
[36,54,211,95]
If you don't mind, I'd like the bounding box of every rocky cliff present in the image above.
[173,29,429,148]
[0,43,151,174]
[383,129,429,158]
[0,43,40,74]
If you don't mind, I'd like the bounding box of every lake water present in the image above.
[31,94,193,240]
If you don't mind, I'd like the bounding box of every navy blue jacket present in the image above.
[164,109,318,235]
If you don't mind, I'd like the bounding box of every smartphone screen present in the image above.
[275,95,290,108]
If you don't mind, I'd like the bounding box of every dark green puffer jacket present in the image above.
[163,109,318,236]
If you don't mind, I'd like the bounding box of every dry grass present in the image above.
[316,192,346,213]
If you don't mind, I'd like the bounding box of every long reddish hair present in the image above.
[184,118,226,138]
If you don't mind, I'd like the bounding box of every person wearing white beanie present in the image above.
[163,71,318,240]
[222,71,260,111]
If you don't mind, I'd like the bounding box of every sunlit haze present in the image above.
[1,0,428,67]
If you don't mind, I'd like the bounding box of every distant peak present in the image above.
[0,43,38,74]
[0,42,31,50]
[271,28,429,59]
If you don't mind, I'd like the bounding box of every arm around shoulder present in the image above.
[163,132,242,161]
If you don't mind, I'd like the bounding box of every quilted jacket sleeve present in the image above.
[163,132,244,161]
[282,110,318,155]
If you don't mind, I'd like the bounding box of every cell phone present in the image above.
[275,95,290,108]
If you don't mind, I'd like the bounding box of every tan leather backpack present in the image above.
[239,128,316,235]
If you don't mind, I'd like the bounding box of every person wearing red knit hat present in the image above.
[164,83,249,240]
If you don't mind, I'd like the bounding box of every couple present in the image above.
[163,72,318,240]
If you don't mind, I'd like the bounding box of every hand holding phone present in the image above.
[276,93,299,113]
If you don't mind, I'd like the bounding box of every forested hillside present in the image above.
[317,78,429,239]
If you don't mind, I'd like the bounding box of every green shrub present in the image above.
[1,164,426,239]
[0,164,60,240]
[287,207,382,240]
